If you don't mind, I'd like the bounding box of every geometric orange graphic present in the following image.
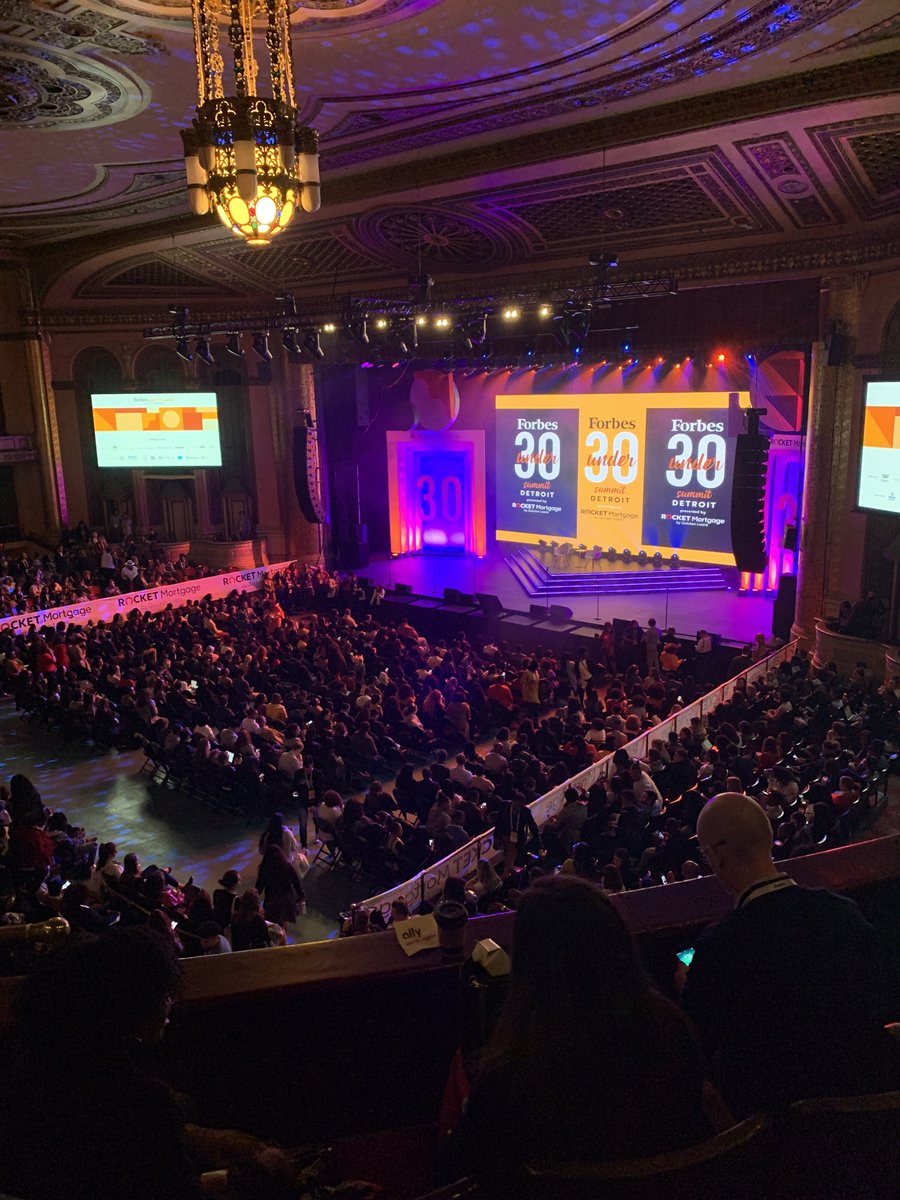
[92,405,218,434]
[864,406,900,448]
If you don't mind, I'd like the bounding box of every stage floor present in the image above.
[362,551,775,645]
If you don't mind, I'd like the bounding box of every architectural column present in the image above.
[193,469,213,535]
[131,470,150,532]
[0,264,65,539]
[248,370,286,559]
[791,276,864,646]
[25,334,66,531]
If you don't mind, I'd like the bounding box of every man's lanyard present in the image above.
[736,874,797,909]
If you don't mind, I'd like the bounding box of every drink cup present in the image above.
[433,898,469,958]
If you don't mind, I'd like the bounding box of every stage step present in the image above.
[505,547,729,598]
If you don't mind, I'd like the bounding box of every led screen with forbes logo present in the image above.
[495,392,750,566]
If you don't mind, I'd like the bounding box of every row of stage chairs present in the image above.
[535,541,680,567]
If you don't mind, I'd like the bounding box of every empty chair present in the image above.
[768,1091,900,1200]
[525,1114,770,1200]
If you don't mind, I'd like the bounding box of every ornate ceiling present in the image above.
[1,0,898,319]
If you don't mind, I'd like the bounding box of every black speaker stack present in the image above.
[730,408,770,574]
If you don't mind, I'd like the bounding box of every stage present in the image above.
[360,548,775,646]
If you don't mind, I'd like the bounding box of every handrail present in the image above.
[363,639,802,915]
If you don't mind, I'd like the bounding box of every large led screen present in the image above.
[857,379,900,515]
[495,391,750,566]
[91,392,222,468]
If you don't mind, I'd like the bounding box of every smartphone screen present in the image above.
[225,750,235,764]
[676,947,695,967]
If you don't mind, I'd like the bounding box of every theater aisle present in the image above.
[0,704,368,943]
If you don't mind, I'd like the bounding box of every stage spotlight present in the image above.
[638,550,648,562]
[303,329,324,360]
[653,552,663,566]
[225,332,243,358]
[416,315,428,327]
[282,328,301,358]
[620,339,631,353]
[670,553,680,565]
[349,316,369,345]
[462,314,488,350]
[195,337,215,366]
[716,352,726,363]
[502,306,520,321]
[389,325,412,357]
[175,336,193,363]
[251,332,272,362]
[374,317,388,330]
[434,315,451,329]
[607,547,617,561]
[551,307,591,349]
[322,323,337,334]
[409,272,434,303]
[538,304,552,318]
[622,548,632,561]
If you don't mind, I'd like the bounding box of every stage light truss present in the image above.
[142,272,678,343]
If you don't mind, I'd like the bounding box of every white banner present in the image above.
[364,638,801,915]
[0,561,294,636]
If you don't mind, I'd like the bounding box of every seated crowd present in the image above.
[0,520,214,616]
[0,777,309,958]
[0,556,895,962]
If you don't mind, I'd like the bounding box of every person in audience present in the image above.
[258,812,299,865]
[472,858,503,908]
[682,791,899,1116]
[213,869,241,929]
[255,844,306,927]
[447,876,709,1191]
[0,927,200,1199]
[229,889,272,951]
[199,920,232,954]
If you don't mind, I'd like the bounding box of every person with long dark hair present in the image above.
[255,843,306,927]
[448,875,708,1191]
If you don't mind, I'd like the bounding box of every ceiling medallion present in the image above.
[180,0,320,247]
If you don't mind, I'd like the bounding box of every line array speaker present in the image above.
[292,419,324,524]
[730,431,770,574]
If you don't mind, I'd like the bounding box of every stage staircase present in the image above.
[505,547,729,598]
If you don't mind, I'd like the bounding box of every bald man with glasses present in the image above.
[681,792,898,1116]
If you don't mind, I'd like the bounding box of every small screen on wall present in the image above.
[857,379,900,516]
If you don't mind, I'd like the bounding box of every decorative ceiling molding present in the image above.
[0,0,165,54]
[31,223,900,333]
[734,132,844,229]
[807,115,900,221]
[0,41,148,128]
[90,0,438,31]
[316,0,874,170]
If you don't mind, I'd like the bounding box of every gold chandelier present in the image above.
[180,0,320,247]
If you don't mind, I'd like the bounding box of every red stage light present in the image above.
[716,352,726,363]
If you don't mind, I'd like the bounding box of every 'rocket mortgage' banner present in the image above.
[495,392,749,566]
[0,562,294,636]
